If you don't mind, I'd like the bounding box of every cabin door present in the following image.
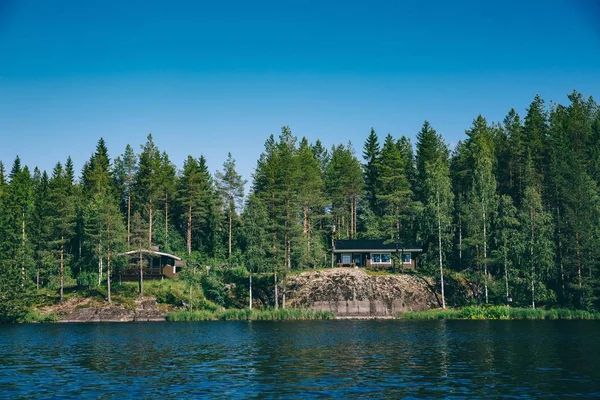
[352,253,362,267]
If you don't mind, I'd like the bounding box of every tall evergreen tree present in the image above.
[157,151,177,251]
[215,152,246,260]
[114,144,138,248]
[178,155,211,256]
[49,162,76,301]
[377,134,416,263]
[362,128,381,215]
[492,195,521,305]
[135,134,161,247]
[242,193,270,308]
[295,137,326,268]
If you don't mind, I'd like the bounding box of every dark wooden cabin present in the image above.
[333,239,422,269]
[119,248,184,280]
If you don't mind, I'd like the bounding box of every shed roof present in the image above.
[118,249,182,261]
[333,239,422,253]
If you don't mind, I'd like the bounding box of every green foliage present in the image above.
[2,90,600,321]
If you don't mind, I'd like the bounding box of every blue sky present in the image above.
[1,0,599,183]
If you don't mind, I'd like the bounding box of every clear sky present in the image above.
[1,0,599,183]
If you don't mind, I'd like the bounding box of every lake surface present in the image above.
[1,320,599,398]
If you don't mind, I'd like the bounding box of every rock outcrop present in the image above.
[53,297,167,322]
[286,268,439,316]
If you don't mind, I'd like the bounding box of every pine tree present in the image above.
[135,134,161,247]
[295,137,326,268]
[215,152,246,260]
[114,144,138,248]
[325,143,363,240]
[130,211,148,296]
[377,134,415,265]
[157,151,177,251]
[178,155,211,256]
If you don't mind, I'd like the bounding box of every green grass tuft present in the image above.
[166,308,334,322]
[397,306,600,320]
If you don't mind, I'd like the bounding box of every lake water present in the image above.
[1,320,599,398]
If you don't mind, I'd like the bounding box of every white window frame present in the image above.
[341,253,352,264]
[370,253,392,265]
[402,253,412,264]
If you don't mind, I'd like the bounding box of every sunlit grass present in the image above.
[397,306,600,320]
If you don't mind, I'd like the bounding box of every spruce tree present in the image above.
[362,127,381,215]
[49,162,76,301]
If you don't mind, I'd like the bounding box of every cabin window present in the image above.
[403,253,412,264]
[341,254,352,264]
[371,253,391,264]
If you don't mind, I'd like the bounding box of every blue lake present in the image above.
[1,320,599,398]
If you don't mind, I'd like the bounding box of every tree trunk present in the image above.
[249,269,253,310]
[504,245,510,305]
[530,206,536,309]
[21,212,25,287]
[60,241,64,302]
[98,243,103,286]
[107,238,111,304]
[458,215,462,268]
[127,192,131,249]
[274,271,278,309]
[557,205,565,300]
[165,195,169,249]
[228,211,232,259]
[482,199,488,304]
[576,232,582,289]
[148,198,153,247]
[187,205,192,256]
[437,191,445,309]
[138,248,144,297]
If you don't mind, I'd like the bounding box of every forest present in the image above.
[1,90,599,319]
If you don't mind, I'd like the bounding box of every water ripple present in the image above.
[1,320,599,398]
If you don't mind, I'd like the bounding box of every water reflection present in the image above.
[1,321,599,398]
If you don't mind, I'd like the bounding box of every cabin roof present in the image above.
[119,249,182,261]
[333,239,422,253]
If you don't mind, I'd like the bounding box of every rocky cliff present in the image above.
[285,268,440,316]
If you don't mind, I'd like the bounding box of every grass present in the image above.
[19,311,58,323]
[166,308,334,322]
[397,306,600,320]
